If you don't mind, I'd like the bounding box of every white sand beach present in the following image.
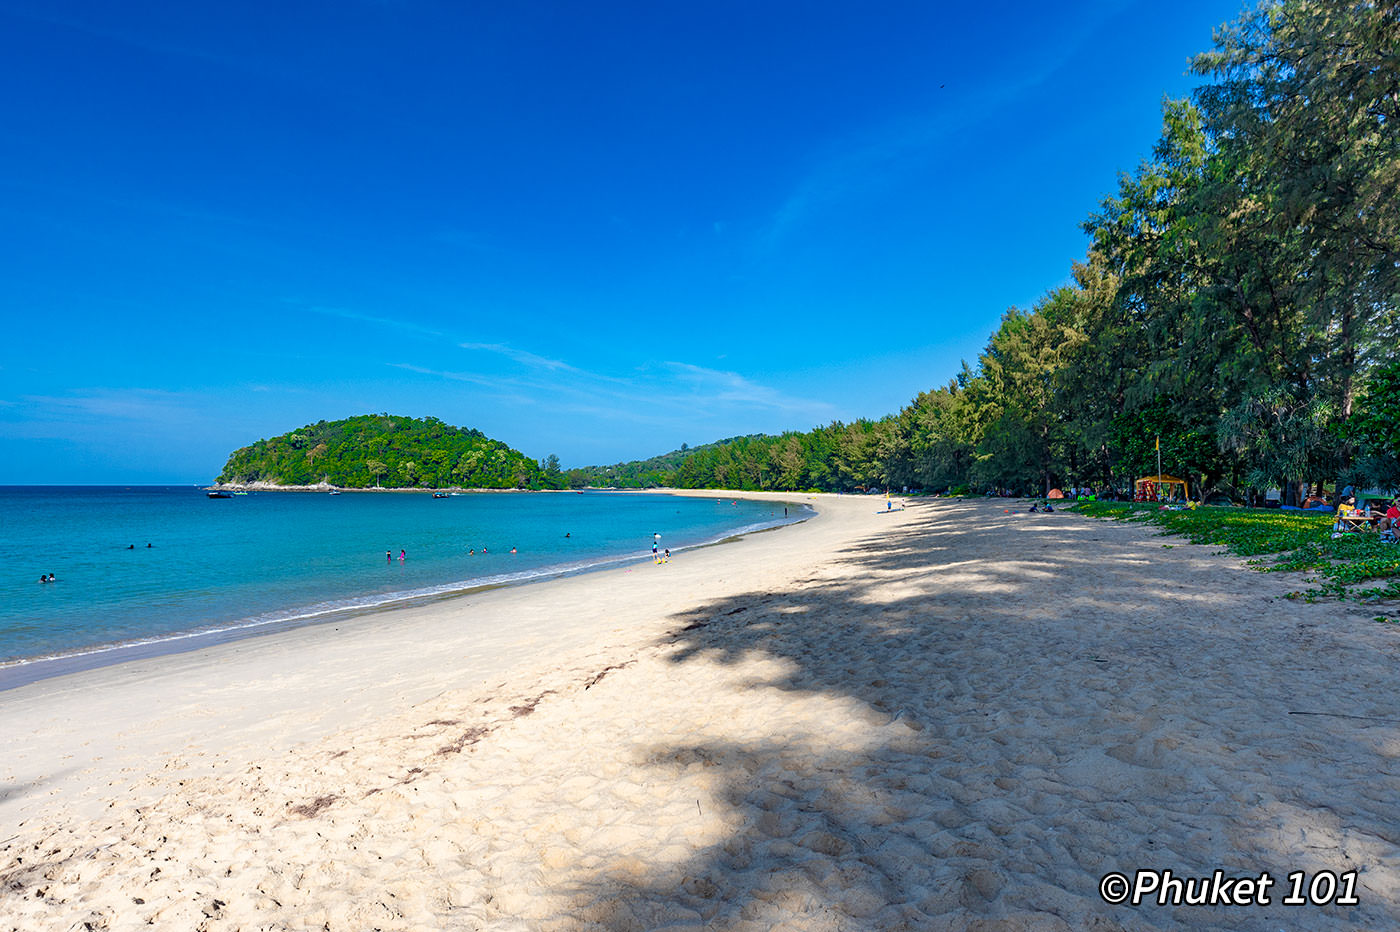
[4,492,1400,930]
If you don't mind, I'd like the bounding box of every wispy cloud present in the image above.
[20,388,200,421]
[0,3,317,89]
[2,388,210,440]
[458,342,576,372]
[390,362,501,388]
[305,305,444,338]
[664,362,836,417]
[457,341,638,387]
[755,34,1103,252]
[393,352,836,425]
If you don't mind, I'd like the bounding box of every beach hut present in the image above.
[1134,475,1189,502]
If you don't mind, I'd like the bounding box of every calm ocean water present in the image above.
[0,487,803,687]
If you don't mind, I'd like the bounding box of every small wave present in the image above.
[0,506,811,684]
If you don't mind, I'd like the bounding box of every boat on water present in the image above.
[207,491,232,499]
[329,490,341,495]
[432,492,450,499]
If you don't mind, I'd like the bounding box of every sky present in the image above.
[0,0,1251,483]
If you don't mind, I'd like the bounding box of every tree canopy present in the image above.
[217,414,564,490]
[583,1,1400,501]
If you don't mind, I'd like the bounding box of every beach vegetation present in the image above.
[1073,501,1400,601]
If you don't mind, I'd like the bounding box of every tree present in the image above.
[1193,0,1400,418]
[1346,359,1400,487]
[366,459,387,488]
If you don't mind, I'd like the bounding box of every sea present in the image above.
[0,486,806,689]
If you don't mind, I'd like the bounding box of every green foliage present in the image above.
[574,423,904,493]
[217,414,558,490]
[1350,361,1400,462]
[1075,501,1400,601]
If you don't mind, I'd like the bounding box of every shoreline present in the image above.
[0,488,834,826]
[8,495,1397,928]
[0,489,812,693]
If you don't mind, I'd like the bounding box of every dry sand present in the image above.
[4,493,1400,931]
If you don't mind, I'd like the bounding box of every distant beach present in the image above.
[4,492,1399,930]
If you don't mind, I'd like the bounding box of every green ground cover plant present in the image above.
[1071,502,1400,602]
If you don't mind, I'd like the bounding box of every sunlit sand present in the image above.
[4,493,1398,930]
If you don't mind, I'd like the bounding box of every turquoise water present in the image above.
[0,487,802,686]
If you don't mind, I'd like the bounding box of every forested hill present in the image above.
[573,431,884,493]
[216,415,564,489]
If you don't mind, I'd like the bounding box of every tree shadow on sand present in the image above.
[565,503,1400,931]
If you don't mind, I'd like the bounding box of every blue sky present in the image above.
[1,0,1248,483]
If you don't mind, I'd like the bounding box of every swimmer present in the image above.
[399,549,406,562]
[38,575,47,584]
[565,532,570,538]
[510,547,517,554]
[469,548,475,555]
[387,551,393,563]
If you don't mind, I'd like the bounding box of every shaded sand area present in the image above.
[5,494,1400,930]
